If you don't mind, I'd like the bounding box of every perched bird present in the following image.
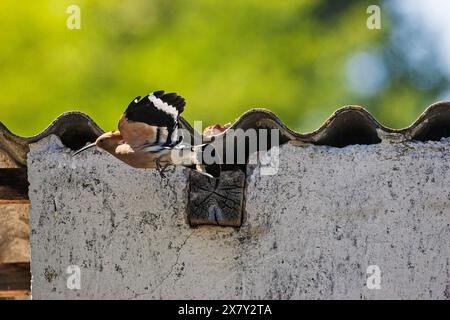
[73,90,220,178]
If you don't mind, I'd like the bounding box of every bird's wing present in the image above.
[118,91,186,151]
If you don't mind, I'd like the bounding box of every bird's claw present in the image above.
[155,159,175,179]
[155,159,166,179]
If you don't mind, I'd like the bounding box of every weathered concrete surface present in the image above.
[29,135,242,299]
[29,135,450,299]
[245,140,450,299]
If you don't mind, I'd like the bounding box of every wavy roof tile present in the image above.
[1,102,450,166]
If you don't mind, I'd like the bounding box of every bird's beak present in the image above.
[73,143,96,156]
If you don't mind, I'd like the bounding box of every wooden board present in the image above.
[0,290,30,299]
[0,168,29,201]
[188,170,245,227]
[0,262,31,291]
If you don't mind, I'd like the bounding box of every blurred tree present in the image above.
[0,0,448,135]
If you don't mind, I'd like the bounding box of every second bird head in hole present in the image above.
[73,90,221,179]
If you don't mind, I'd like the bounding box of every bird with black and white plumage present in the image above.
[73,90,221,178]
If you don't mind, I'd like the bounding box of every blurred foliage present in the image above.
[0,0,448,136]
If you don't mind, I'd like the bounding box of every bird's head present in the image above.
[73,131,123,156]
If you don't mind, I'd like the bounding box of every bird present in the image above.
[73,90,221,179]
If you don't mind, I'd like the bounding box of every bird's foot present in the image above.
[156,160,175,179]
[155,159,166,179]
[158,169,167,179]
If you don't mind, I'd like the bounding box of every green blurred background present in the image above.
[1,0,449,136]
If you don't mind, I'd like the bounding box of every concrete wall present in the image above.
[28,134,450,299]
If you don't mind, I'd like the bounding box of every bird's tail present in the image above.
[171,144,221,179]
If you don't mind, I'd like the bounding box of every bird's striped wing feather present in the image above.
[119,91,185,150]
[124,91,185,128]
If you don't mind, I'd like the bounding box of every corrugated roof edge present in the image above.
[1,102,450,166]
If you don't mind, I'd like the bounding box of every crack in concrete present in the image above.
[127,230,195,300]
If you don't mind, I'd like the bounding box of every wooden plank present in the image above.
[0,262,31,291]
[0,168,29,201]
[188,170,245,227]
[0,290,30,299]
[0,199,30,204]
